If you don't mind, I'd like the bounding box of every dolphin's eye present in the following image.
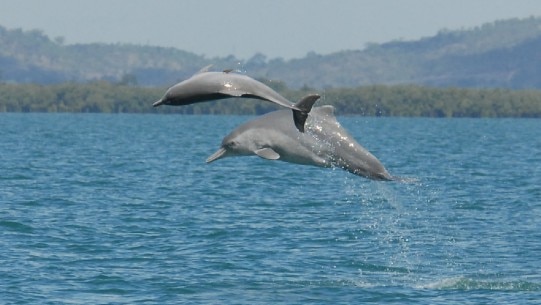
[226,141,237,148]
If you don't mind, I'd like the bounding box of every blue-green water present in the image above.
[1,113,540,304]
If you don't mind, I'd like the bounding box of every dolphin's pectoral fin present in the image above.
[255,148,280,160]
[292,94,320,133]
[218,89,247,97]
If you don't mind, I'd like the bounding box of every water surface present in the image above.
[1,113,540,304]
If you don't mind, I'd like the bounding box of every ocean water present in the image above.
[1,113,540,304]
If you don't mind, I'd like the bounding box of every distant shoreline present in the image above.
[1,82,540,118]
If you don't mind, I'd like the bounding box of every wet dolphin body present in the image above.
[206,100,394,181]
[153,67,314,132]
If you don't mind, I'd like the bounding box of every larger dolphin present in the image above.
[206,98,395,181]
[153,66,313,132]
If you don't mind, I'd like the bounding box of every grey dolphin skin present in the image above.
[206,97,394,181]
[153,66,313,132]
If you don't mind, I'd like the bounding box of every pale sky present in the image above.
[1,0,540,59]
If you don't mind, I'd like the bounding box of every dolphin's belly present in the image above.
[173,93,230,105]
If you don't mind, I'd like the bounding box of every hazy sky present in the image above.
[1,0,540,59]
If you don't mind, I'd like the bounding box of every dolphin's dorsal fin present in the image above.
[223,69,234,73]
[317,105,336,117]
[195,64,213,75]
[255,148,280,160]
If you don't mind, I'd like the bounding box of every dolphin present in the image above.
[206,98,395,181]
[153,66,314,132]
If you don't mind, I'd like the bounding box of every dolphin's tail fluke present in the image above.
[292,94,320,132]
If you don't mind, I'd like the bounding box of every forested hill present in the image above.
[1,16,541,89]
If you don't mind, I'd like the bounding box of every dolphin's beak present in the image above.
[206,147,227,163]
[152,99,164,107]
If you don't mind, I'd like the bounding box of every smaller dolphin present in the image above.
[206,98,395,181]
[153,66,313,132]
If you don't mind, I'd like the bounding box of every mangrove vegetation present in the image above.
[1,81,540,117]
